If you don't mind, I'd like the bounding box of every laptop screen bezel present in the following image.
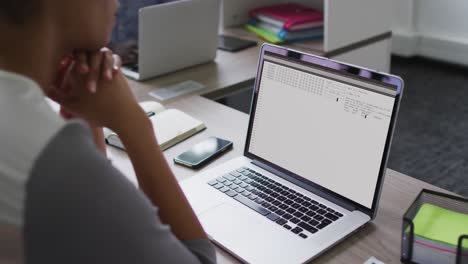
[243,44,404,218]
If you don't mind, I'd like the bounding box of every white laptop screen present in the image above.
[248,53,398,208]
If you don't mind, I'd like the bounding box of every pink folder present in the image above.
[249,3,324,31]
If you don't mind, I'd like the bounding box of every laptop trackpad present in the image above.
[200,203,293,263]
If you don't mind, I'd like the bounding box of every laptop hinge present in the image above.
[252,160,358,212]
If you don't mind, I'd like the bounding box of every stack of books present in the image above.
[246,3,324,44]
[409,203,468,264]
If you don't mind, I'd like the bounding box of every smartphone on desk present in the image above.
[174,137,233,169]
[218,35,257,52]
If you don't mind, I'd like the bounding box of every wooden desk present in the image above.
[128,46,259,103]
[108,95,453,264]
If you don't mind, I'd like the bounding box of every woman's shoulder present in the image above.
[0,70,65,170]
[0,70,66,227]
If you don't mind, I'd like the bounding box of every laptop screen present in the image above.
[247,52,399,209]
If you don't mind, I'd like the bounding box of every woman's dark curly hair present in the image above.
[0,1,38,24]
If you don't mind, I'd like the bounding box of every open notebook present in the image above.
[104,101,206,151]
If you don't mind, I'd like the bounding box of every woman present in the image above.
[0,1,215,263]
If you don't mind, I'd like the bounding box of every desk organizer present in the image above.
[401,189,468,264]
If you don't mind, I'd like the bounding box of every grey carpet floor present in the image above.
[388,56,468,197]
[216,56,468,197]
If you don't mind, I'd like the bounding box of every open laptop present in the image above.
[181,44,404,263]
[122,0,220,81]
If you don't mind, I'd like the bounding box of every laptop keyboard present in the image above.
[208,167,344,239]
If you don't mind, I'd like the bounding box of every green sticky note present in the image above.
[411,203,468,247]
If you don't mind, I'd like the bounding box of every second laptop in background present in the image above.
[123,0,220,81]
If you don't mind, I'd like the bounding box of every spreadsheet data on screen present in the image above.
[249,58,396,208]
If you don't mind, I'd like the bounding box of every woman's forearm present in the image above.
[115,115,207,241]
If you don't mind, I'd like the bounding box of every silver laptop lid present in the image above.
[137,0,220,80]
[244,44,404,218]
